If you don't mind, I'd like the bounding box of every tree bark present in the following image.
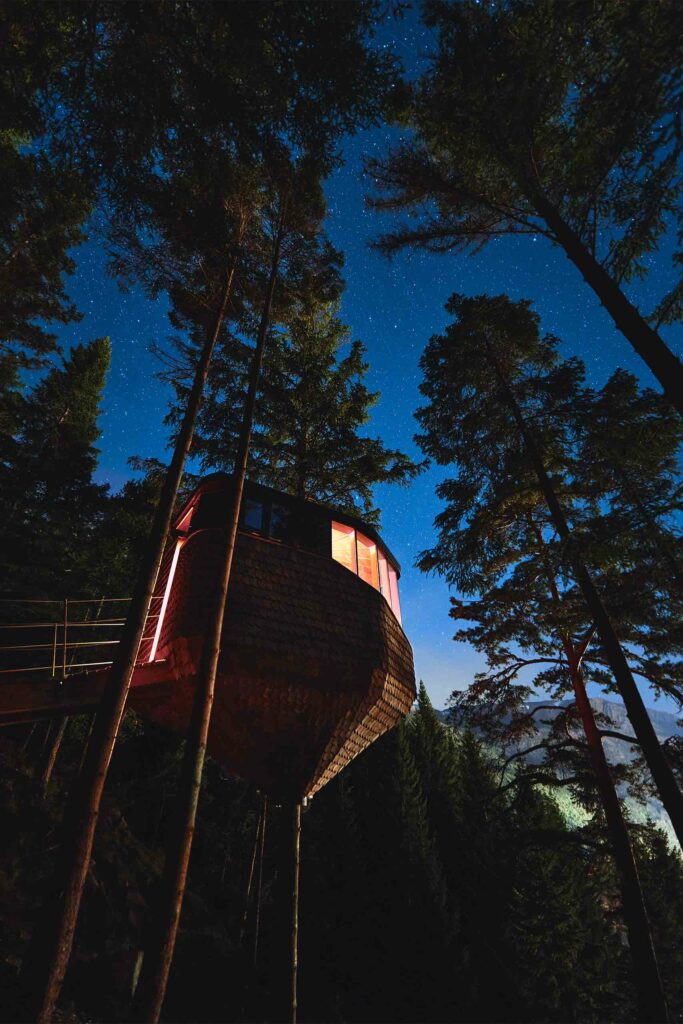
[487,347,683,849]
[240,795,266,943]
[22,248,242,1024]
[526,514,667,1019]
[253,794,268,968]
[131,207,285,1024]
[291,803,301,1024]
[569,664,667,1022]
[37,717,69,797]
[531,189,683,419]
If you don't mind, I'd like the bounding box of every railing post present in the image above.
[61,598,68,682]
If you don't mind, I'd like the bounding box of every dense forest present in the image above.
[1,2,682,1022]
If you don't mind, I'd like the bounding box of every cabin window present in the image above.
[331,521,357,574]
[269,503,291,542]
[331,521,402,623]
[242,498,265,532]
[378,550,391,598]
[357,533,379,589]
[388,566,402,625]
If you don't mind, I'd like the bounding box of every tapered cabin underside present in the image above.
[1,477,416,801]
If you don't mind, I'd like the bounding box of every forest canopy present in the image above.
[0,3,682,1024]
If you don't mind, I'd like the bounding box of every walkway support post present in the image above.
[51,623,58,679]
[291,802,301,1024]
[61,599,68,682]
[253,794,268,968]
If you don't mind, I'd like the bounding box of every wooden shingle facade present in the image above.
[132,475,416,800]
[0,476,416,801]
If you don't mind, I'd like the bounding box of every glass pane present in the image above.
[269,504,291,541]
[357,533,379,590]
[378,550,390,599]
[331,521,357,574]
[242,498,264,532]
[388,567,402,625]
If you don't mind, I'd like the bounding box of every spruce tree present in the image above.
[0,337,111,599]
[167,297,420,521]
[636,826,683,1020]
[0,4,92,366]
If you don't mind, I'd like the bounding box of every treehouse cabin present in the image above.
[0,476,416,802]
[130,475,416,801]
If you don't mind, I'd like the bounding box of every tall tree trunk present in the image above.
[253,794,268,967]
[21,249,242,1024]
[531,189,683,419]
[291,802,301,1024]
[528,514,667,1019]
[569,663,667,1022]
[131,208,285,1024]
[240,796,265,941]
[37,717,69,797]
[487,346,683,849]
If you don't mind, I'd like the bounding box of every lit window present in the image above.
[332,521,357,574]
[378,550,390,599]
[357,533,379,590]
[388,566,402,625]
[331,521,402,625]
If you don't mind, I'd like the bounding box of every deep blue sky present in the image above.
[45,14,682,712]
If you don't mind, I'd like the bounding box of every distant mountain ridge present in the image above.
[438,696,682,845]
[438,695,682,745]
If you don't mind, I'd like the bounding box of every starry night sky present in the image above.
[44,14,682,712]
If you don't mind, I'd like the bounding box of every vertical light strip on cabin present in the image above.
[148,539,184,662]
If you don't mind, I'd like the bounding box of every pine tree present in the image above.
[505,783,629,1022]
[368,0,683,415]
[415,292,681,1018]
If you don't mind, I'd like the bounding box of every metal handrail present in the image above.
[0,620,128,630]
[0,596,160,679]
[0,596,162,602]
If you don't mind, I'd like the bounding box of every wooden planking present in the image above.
[0,517,416,800]
[141,528,415,800]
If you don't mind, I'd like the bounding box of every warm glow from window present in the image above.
[378,550,390,598]
[332,522,402,625]
[388,566,402,625]
[331,521,357,574]
[357,533,379,589]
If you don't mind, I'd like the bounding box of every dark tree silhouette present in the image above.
[368,0,683,415]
